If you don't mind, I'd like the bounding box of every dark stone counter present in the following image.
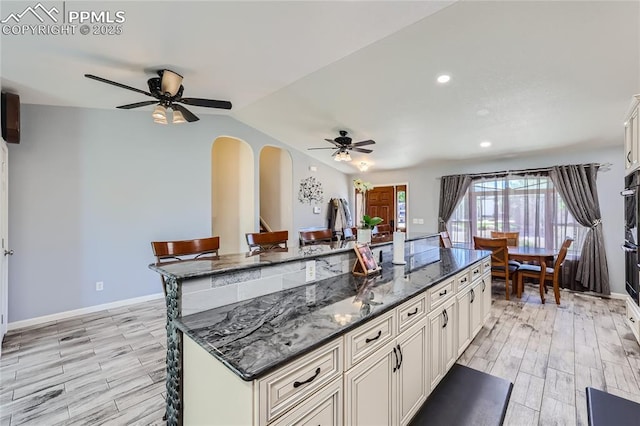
[176,247,489,381]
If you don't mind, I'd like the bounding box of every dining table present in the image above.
[507,246,556,303]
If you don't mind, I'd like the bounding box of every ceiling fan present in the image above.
[308,130,375,161]
[84,69,232,123]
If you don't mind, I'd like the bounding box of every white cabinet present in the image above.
[624,95,640,174]
[345,319,428,426]
[427,296,456,390]
[626,297,640,345]
[481,273,492,322]
[456,286,472,356]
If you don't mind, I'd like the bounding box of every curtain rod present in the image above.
[438,162,611,180]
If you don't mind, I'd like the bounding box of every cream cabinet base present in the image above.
[626,297,640,344]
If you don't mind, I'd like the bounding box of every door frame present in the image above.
[0,141,8,347]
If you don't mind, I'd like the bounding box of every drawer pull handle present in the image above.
[366,330,382,343]
[396,344,403,369]
[631,317,636,323]
[474,269,480,274]
[393,346,399,372]
[482,279,486,292]
[442,310,448,328]
[470,288,475,303]
[461,277,467,283]
[407,307,419,317]
[293,368,321,388]
[439,289,447,296]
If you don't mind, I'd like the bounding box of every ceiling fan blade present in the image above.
[324,139,342,147]
[331,149,341,157]
[352,140,376,147]
[160,70,183,96]
[172,104,199,122]
[179,98,232,110]
[308,147,338,150]
[84,74,153,97]
[116,100,159,109]
[351,148,373,154]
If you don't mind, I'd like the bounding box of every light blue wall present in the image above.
[8,104,351,322]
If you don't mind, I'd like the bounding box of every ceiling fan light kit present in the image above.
[309,130,375,165]
[84,69,232,124]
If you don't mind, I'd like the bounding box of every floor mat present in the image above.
[409,363,513,426]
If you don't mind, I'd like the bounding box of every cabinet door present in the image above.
[456,288,471,356]
[344,342,396,426]
[481,274,492,323]
[633,109,640,170]
[397,321,428,426]
[442,299,457,372]
[270,377,343,426]
[470,282,484,338]
[625,118,634,170]
[428,308,444,390]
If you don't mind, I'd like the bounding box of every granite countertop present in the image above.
[176,247,489,381]
[149,232,438,280]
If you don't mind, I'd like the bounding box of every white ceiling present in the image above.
[1,1,639,172]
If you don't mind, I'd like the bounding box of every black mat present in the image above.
[409,364,513,426]
[586,387,640,426]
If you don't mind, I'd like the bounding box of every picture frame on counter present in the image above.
[352,243,381,276]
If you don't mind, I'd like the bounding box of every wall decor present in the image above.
[298,176,324,204]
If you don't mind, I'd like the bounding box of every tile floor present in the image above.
[1,282,639,425]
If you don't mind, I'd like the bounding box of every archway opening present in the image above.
[259,146,293,241]
[211,136,254,254]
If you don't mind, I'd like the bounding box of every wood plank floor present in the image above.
[1,283,639,425]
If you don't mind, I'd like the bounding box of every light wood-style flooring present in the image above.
[1,283,639,425]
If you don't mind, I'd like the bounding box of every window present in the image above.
[448,175,585,254]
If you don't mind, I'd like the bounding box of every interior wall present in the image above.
[362,146,625,294]
[8,104,351,323]
[212,137,254,254]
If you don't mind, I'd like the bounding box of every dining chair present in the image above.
[151,236,220,295]
[342,227,357,241]
[516,238,573,305]
[439,231,453,248]
[490,231,520,247]
[473,236,519,300]
[245,230,288,254]
[299,229,333,246]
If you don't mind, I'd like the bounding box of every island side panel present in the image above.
[183,336,254,425]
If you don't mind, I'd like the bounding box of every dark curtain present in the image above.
[550,164,610,295]
[438,175,472,232]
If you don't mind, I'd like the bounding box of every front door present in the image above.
[366,186,395,229]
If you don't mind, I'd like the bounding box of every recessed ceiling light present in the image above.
[480,141,492,148]
[437,74,451,84]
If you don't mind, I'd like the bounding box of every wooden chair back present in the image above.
[474,236,509,267]
[299,229,333,246]
[151,236,220,295]
[552,238,574,282]
[246,230,288,253]
[374,224,392,235]
[439,231,453,248]
[490,231,520,247]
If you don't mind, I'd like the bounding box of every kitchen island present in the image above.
[157,243,491,425]
[149,232,441,425]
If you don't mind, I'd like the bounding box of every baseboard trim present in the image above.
[608,292,629,300]
[7,293,164,331]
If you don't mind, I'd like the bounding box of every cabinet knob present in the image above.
[4,249,13,256]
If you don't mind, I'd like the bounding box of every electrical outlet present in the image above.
[412,218,419,224]
[305,260,316,282]
[418,218,424,224]
[95,281,104,291]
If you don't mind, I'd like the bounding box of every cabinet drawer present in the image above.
[345,310,395,369]
[469,262,482,282]
[269,377,343,426]
[482,257,491,274]
[258,339,343,424]
[397,293,426,334]
[456,270,471,291]
[428,278,455,311]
